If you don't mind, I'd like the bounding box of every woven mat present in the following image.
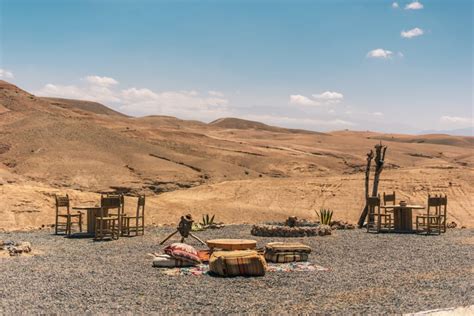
[158,262,328,276]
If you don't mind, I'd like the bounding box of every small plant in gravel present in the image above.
[316,208,333,225]
[192,214,224,231]
[201,214,215,227]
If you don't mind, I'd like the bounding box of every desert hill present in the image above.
[0,80,473,230]
[41,97,128,117]
[209,117,323,134]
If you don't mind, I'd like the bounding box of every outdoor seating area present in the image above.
[55,193,146,240]
[2,225,470,314]
[366,192,448,235]
[151,239,317,277]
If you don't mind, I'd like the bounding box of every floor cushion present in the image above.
[209,250,267,277]
[163,243,201,264]
[152,254,196,267]
[264,242,311,263]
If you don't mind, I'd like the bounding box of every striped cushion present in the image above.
[264,242,311,263]
[265,242,312,254]
[209,250,267,277]
[264,252,309,263]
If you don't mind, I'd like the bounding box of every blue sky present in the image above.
[1,0,472,133]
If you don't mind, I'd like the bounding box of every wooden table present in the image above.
[72,206,105,236]
[206,239,257,251]
[381,205,425,233]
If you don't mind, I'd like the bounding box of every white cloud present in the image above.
[37,83,121,103]
[372,112,384,117]
[367,49,393,59]
[290,94,319,106]
[119,88,230,119]
[401,27,424,39]
[84,75,119,87]
[405,1,423,10]
[290,91,344,107]
[440,116,473,124]
[392,2,399,9]
[121,87,159,102]
[0,69,14,79]
[312,91,344,103]
[35,75,230,120]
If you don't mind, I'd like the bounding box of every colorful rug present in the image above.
[158,262,328,276]
[267,261,328,273]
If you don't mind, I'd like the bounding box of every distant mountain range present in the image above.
[419,127,473,137]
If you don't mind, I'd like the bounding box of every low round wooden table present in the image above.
[381,204,425,233]
[206,239,257,251]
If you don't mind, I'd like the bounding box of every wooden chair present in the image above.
[94,196,121,240]
[94,206,119,240]
[102,193,125,232]
[382,191,396,230]
[416,194,443,235]
[383,191,396,206]
[54,194,82,236]
[367,195,393,233]
[121,195,145,237]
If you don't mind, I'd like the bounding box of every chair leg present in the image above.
[114,220,117,239]
[66,216,71,236]
[79,213,83,232]
[377,214,381,233]
[55,215,58,235]
[95,219,101,240]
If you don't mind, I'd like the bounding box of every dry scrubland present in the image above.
[0,80,473,230]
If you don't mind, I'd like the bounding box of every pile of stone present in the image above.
[330,220,355,230]
[447,221,457,229]
[251,224,332,237]
[0,240,32,256]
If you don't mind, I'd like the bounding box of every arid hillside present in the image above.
[0,80,472,230]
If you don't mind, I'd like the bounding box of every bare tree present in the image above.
[357,142,387,228]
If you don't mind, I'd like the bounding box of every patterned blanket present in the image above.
[159,262,328,276]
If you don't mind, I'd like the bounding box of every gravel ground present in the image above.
[0,225,472,314]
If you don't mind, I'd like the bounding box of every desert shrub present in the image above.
[316,208,333,225]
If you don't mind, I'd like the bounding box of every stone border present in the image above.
[251,224,332,237]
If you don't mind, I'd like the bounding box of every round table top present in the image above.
[72,206,101,210]
[206,239,257,250]
[381,205,425,209]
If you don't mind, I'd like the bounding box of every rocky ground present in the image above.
[0,225,472,314]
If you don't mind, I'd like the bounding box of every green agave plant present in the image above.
[316,208,333,225]
[200,214,215,227]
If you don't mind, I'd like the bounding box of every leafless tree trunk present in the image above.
[371,143,387,197]
[357,143,387,228]
[365,150,374,200]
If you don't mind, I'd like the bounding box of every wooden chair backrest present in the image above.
[427,194,443,216]
[55,194,70,215]
[383,191,396,205]
[136,195,145,218]
[367,195,381,215]
[101,195,123,214]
